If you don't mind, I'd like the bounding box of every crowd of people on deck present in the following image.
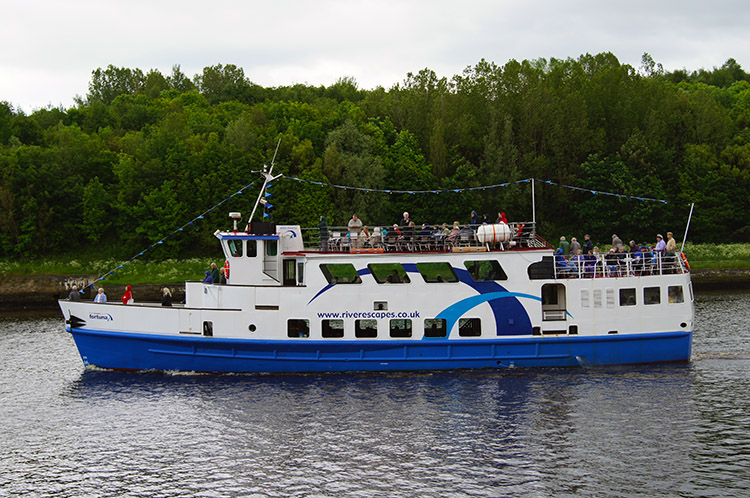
[554,231,683,276]
[318,210,515,252]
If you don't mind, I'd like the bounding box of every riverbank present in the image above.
[1,268,748,311]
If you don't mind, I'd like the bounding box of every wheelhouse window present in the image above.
[644,287,661,305]
[620,288,636,306]
[458,318,481,337]
[322,319,344,338]
[246,240,257,257]
[228,239,243,257]
[416,262,458,283]
[266,240,278,256]
[389,319,412,338]
[668,286,684,303]
[355,319,377,338]
[287,319,310,338]
[320,263,362,284]
[465,260,508,281]
[424,318,447,338]
[368,263,410,284]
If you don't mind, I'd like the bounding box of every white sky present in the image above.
[2,0,749,113]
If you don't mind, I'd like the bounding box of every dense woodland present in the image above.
[2,52,750,259]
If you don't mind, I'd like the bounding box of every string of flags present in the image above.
[282,175,672,204]
[80,178,260,293]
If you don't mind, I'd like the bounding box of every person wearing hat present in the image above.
[654,234,667,256]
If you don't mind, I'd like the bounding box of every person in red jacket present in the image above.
[121,285,134,304]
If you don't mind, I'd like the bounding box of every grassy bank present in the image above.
[0,243,749,284]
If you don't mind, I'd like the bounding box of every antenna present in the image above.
[248,139,283,226]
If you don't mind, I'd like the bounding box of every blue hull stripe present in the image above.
[68,328,692,373]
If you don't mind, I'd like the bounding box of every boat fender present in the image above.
[224,260,230,278]
[680,252,690,270]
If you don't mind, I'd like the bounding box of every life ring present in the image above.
[680,252,690,270]
[224,260,230,278]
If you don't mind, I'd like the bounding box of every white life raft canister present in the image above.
[476,223,512,244]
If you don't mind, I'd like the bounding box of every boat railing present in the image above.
[553,251,689,279]
[300,222,544,252]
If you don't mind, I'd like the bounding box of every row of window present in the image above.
[286,318,483,339]
[227,239,278,258]
[319,260,508,285]
[580,285,686,309]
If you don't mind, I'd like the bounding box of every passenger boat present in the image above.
[59,171,694,373]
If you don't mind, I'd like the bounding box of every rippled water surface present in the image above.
[2,292,750,497]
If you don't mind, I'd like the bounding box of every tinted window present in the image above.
[228,239,243,257]
[287,319,309,338]
[458,318,481,337]
[644,287,661,305]
[320,263,362,284]
[390,319,412,338]
[416,262,458,283]
[619,288,636,306]
[322,319,344,338]
[355,319,377,338]
[465,260,508,281]
[424,318,447,337]
[368,263,410,284]
[668,286,684,303]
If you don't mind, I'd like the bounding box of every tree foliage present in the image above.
[2,53,750,259]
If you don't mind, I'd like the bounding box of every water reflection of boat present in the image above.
[59,171,694,373]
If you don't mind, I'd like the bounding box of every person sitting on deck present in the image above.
[386,270,402,283]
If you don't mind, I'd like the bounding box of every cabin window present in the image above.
[620,288,636,306]
[368,263,410,284]
[668,286,684,303]
[416,262,458,283]
[228,239,243,257]
[528,257,555,279]
[390,319,412,338]
[458,318,481,337]
[644,287,661,305]
[464,260,508,281]
[297,262,305,285]
[322,319,344,338]
[355,319,377,338]
[320,263,362,284]
[542,283,567,320]
[266,240,278,257]
[287,319,310,338]
[246,240,257,257]
[424,318,447,337]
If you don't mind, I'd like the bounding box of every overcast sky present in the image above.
[2,0,749,113]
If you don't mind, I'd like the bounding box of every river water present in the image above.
[1,291,749,498]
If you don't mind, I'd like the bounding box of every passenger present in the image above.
[121,285,134,305]
[447,222,461,243]
[666,231,677,253]
[582,234,593,255]
[94,287,107,303]
[611,234,624,251]
[654,234,666,256]
[497,212,508,224]
[369,227,382,247]
[67,285,81,301]
[570,237,581,256]
[404,221,416,248]
[219,267,228,285]
[210,262,220,283]
[386,270,402,283]
[571,249,585,274]
[440,223,451,237]
[482,214,491,224]
[162,288,173,307]
[559,236,570,256]
[400,212,411,227]
[348,214,363,248]
[318,215,329,252]
[202,270,213,284]
[470,210,479,230]
[665,231,677,269]
[628,240,638,253]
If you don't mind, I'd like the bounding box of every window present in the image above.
[390,319,412,338]
[644,287,661,305]
[668,286,684,303]
[458,318,481,337]
[266,240,278,256]
[416,262,458,283]
[424,318,447,338]
[322,319,344,338]
[228,239,243,257]
[464,260,508,281]
[355,319,377,338]
[246,240,257,257]
[297,262,305,285]
[620,288,636,306]
[320,263,362,284]
[287,319,310,338]
[368,263,410,284]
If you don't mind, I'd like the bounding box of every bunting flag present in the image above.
[281,175,673,204]
[81,178,260,292]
